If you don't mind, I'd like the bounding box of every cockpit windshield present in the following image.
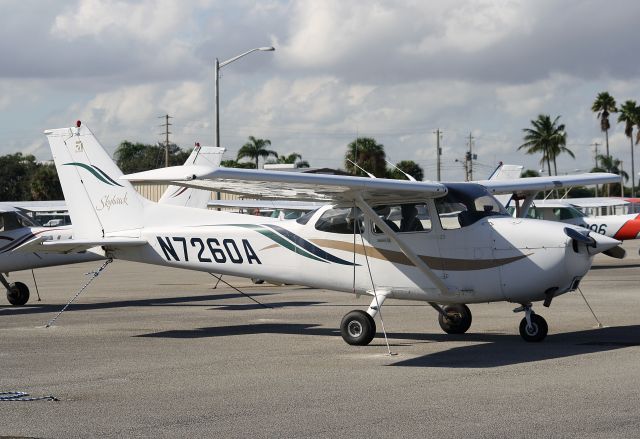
[435,183,509,229]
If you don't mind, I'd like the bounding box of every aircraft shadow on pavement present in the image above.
[211,301,324,311]
[389,325,640,368]
[136,322,340,339]
[138,323,640,368]
[0,292,274,316]
[590,262,640,270]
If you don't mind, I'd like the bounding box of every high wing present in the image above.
[2,200,68,213]
[555,197,629,209]
[478,173,620,197]
[123,167,448,204]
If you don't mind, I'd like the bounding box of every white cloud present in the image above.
[51,0,190,42]
[407,0,530,55]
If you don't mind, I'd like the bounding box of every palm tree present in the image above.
[592,92,617,158]
[237,136,277,169]
[345,137,386,177]
[518,114,570,176]
[618,100,640,197]
[592,154,629,196]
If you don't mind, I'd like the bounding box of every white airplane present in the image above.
[1,143,225,306]
[486,164,640,242]
[521,200,640,241]
[23,123,622,344]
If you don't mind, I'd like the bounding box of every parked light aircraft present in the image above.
[23,123,622,343]
[487,164,640,242]
[521,200,640,241]
[1,143,225,306]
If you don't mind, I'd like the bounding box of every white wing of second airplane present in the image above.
[478,173,620,197]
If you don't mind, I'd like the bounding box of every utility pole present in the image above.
[434,129,442,181]
[592,142,600,168]
[592,142,600,197]
[159,114,172,167]
[467,132,475,181]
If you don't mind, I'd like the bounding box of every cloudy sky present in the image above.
[1,0,640,181]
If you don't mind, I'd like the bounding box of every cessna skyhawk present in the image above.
[21,123,621,343]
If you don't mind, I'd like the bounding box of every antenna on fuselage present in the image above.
[346,159,376,179]
[385,159,417,181]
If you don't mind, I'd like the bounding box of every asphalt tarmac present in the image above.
[1,241,640,438]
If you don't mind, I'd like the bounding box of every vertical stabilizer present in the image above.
[45,123,145,238]
[158,145,225,208]
[487,164,524,208]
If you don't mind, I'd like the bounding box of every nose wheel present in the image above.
[515,304,548,342]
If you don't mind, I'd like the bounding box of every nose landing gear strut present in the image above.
[514,303,548,342]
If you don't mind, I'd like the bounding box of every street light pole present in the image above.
[214,46,275,149]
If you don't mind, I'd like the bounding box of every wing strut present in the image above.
[354,195,451,295]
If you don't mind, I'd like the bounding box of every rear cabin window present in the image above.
[314,207,364,234]
[372,203,432,233]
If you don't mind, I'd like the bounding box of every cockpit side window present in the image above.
[314,207,364,234]
[296,208,318,225]
[372,203,432,234]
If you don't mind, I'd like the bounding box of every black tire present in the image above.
[438,304,472,334]
[251,278,265,284]
[340,310,376,346]
[7,281,30,306]
[519,314,548,342]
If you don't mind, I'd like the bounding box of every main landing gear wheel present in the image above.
[438,304,472,334]
[6,281,30,306]
[340,310,376,346]
[519,313,548,342]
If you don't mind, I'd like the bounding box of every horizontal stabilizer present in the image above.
[15,236,146,254]
[123,165,217,183]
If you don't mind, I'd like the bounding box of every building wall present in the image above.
[132,182,241,203]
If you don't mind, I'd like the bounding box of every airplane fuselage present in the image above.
[108,205,596,306]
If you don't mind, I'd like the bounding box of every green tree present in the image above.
[518,114,570,176]
[388,160,424,181]
[0,153,39,201]
[220,159,255,169]
[29,163,63,200]
[521,169,540,178]
[618,100,640,196]
[592,91,617,158]
[114,141,191,174]
[237,136,277,169]
[592,154,628,196]
[344,137,386,177]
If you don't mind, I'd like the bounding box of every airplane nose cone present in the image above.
[589,232,622,255]
[564,226,623,257]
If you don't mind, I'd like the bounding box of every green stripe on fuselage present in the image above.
[231,224,327,263]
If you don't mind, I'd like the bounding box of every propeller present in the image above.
[603,246,626,259]
[564,227,595,247]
